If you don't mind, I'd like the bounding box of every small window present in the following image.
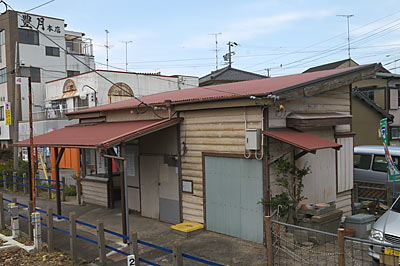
[372,155,387,172]
[67,70,79,77]
[20,67,41,83]
[84,149,97,176]
[18,29,39,45]
[0,106,4,121]
[45,46,60,57]
[392,127,400,140]
[354,154,372,170]
[0,30,5,45]
[0,68,6,84]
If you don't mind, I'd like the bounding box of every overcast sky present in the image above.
[10,0,400,77]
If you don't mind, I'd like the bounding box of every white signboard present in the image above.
[127,254,135,266]
[18,12,64,36]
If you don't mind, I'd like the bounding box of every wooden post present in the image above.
[2,174,6,190]
[0,193,5,229]
[173,245,183,266]
[28,201,33,241]
[62,177,66,202]
[12,172,17,192]
[130,232,140,266]
[47,206,54,252]
[338,228,345,266]
[12,197,17,204]
[120,163,127,244]
[97,220,106,266]
[23,173,27,194]
[69,212,77,262]
[76,179,81,205]
[55,148,65,216]
[265,216,273,266]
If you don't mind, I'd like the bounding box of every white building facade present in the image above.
[0,10,94,147]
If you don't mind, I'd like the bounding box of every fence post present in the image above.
[338,228,345,266]
[28,201,33,241]
[48,176,52,200]
[386,184,394,206]
[32,212,42,252]
[76,179,81,205]
[0,193,4,230]
[2,174,6,190]
[62,177,66,202]
[130,232,140,266]
[35,178,39,199]
[47,206,54,252]
[97,220,106,266]
[173,245,183,266]
[12,197,17,204]
[23,173,27,194]
[69,212,77,262]
[353,183,359,203]
[12,171,17,192]
[9,203,19,238]
[265,216,273,266]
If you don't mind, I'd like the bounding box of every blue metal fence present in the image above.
[0,193,225,266]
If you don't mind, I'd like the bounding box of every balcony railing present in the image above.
[66,39,93,56]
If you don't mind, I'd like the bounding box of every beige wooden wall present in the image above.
[180,106,262,223]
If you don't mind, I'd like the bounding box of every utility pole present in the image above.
[225,41,238,67]
[209,33,221,70]
[105,30,110,70]
[266,68,271,78]
[337,14,354,63]
[28,77,36,211]
[120,41,132,72]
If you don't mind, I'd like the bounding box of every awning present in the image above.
[13,118,182,149]
[264,129,341,152]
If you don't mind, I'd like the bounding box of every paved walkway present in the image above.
[0,189,267,266]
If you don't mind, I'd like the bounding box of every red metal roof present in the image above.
[68,64,376,116]
[13,118,181,149]
[264,129,341,152]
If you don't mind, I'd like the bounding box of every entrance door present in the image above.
[140,155,163,219]
[159,163,180,224]
[205,156,263,243]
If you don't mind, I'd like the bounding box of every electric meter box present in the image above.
[245,129,261,150]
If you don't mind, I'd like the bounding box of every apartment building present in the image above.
[0,10,94,147]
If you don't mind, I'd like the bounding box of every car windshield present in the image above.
[393,197,400,213]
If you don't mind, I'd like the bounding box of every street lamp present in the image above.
[82,85,97,107]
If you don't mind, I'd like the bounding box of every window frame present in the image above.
[18,28,39,45]
[0,68,7,84]
[45,46,60,57]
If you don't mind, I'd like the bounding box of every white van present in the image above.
[354,145,400,197]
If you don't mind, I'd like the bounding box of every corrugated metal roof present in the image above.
[13,118,181,149]
[68,64,376,116]
[264,129,341,152]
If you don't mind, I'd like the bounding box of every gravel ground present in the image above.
[0,247,76,266]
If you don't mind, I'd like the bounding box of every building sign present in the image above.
[63,79,76,93]
[5,102,11,125]
[108,82,133,96]
[18,12,64,36]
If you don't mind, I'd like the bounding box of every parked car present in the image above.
[369,196,400,262]
[354,145,400,195]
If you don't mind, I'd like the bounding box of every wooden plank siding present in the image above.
[81,179,108,207]
[335,190,352,216]
[180,107,262,223]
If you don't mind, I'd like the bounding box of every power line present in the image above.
[24,0,56,13]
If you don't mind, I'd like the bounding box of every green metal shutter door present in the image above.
[205,156,263,243]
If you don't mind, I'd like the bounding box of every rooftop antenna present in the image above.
[105,29,110,70]
[121,40,133,72]
[209,32,221,70]
[337,14,354,64]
